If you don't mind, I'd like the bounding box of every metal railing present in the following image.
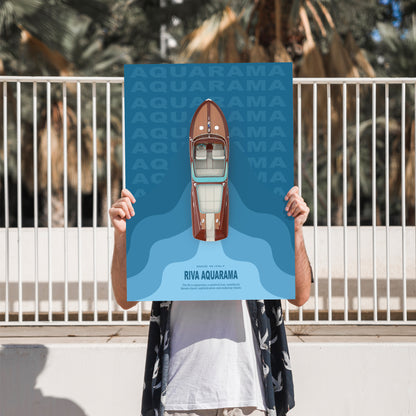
[0,76,415,326]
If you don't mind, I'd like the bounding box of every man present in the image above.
[110,186,312,416]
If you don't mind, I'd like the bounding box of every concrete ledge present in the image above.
[0,325,149,343]
[286,323,416,337]
[1,324,416,343]
[1,326,416,416]
[1,338,416,416]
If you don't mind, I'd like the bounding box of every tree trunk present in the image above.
[40,189,65,227]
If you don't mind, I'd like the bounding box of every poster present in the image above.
[124,62,295,301]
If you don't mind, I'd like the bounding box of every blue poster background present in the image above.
[124,63,294,301]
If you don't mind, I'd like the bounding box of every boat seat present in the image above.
[212,144,225,160]
[195,145,207,160]
[194,168,225,177]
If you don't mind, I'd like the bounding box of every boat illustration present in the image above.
[189,99,229,241]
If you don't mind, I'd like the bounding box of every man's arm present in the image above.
[284,186,312,307]
[110,189,139,310]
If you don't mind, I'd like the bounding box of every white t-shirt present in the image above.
[164,300,267,411]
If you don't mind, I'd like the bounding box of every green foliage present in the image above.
[1,0,415,227]
[400,0,416,28]
[321,0,394,45]
[0,0,109,64]
[376,22,416,76]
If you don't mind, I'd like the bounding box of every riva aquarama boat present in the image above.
[189,99,229,241]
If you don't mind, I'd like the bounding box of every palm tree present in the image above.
[176,0,376,225]
[374,18,416,225]
[0,0,128,227]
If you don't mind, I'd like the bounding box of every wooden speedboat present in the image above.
[189,99,229,241]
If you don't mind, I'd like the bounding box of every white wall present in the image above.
[290,342,416,416]
[1,226,415,315]
[0,343,146,416]
[1,341,415,416]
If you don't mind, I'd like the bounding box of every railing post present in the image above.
[0,76,414,326]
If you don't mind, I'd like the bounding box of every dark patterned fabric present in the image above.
[141,300,294,416]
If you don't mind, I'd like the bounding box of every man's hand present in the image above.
[110,188,138,310]
[284,186,309,233]
[284,186,312,307]
[109,189,136,234]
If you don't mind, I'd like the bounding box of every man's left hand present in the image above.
[284,186,310,233]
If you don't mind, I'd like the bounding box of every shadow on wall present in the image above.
[0,344,87,416]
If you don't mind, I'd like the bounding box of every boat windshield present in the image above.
[193,142,226,178]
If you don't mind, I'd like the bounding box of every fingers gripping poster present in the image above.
[124,63,294,301]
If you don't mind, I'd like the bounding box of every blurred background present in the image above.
[0,0,415,229]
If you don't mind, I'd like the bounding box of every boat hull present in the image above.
[189,100,229,241]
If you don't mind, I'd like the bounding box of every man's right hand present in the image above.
[109,188,138,309]
[109,188,136,233]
